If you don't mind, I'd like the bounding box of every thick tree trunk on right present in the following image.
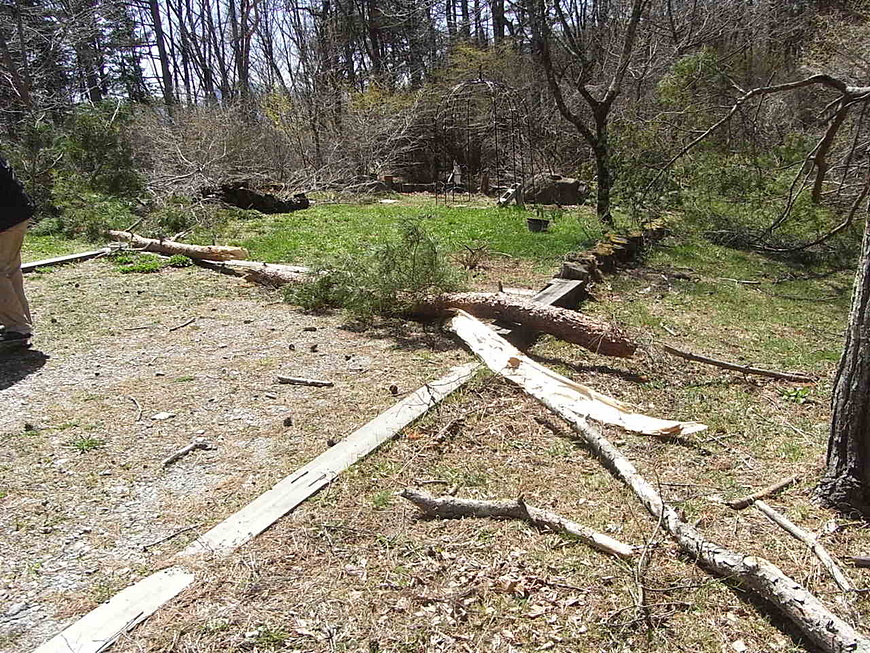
[816,215,870,517]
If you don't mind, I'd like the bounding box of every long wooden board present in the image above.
[181,361,479,556]
[33,567,194,653]
[22,248,112,274]
[32,363,478,652]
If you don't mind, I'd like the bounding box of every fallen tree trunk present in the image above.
[418,292,637,358]
[108,231,248,262]
[448,312,870,653]
[400,488,636,559]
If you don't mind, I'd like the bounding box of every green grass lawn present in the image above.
[585,228,854,373]
[22,234,93,264]
[203,201,606,265]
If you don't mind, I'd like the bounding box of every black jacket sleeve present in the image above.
[0,156,35,232]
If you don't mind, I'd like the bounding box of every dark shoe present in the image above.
[0,331,31,349]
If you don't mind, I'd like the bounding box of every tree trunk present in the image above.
[148,0,174,106]
[593,111,614,226]
[816,215,870,517]
[108,231,248,261]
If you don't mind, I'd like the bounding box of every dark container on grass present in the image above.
[527,217,550,232]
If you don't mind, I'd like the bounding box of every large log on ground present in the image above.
[417,292,637,358]
[202,181,310,214]
[108,231,248,261]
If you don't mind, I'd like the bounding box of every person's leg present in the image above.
[0,219,32,335]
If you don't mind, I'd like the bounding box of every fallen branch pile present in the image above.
[445,310,870,653]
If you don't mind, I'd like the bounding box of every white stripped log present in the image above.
[448,312,870,653]
[180,362,479,557]
[449,310,706,436]
[33,566,194,653]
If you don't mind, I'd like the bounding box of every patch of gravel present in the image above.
[0,260,466,652]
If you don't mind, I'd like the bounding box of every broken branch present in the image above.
[662,344,816,382]
[754,499,852,592]
[400,487,635,559]
[727,475,799,510]
[162,438,211,467]
[276,375,334,387]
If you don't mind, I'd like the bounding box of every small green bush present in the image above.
[166,254,194,268]
[286,218,465,320]
[118,253,165,274]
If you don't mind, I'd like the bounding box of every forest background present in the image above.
[0,0,868,257]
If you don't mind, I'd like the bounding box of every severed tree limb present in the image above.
[108,231,248,261]
[400,487,635,559]
[728,475,799,510]
[754,500,853,592]
[458,316,870,652]
[418,292,638,358]
[662,344,816,382]
[546,414,867,652]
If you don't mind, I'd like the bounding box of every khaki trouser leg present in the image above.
[0,219,32,334]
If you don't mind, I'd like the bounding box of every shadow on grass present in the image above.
[529,353,649,384]
[342,318,459,353]
[0,348,49,391]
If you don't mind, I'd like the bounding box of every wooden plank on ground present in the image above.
[33,567,194,653]
[180,361,479,557]
[22,248,112,273]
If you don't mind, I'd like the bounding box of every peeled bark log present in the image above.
[108,231,248,262]
[209,259,312,285]
[417,292,637,358]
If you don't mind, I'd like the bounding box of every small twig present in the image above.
[162,438,211,467]
[412,479,451,486]
[276,375,334,387]
[128,396,143,423]
[168,317,196,333]
[716,277,762,285]
[142,523,204,551]
[728,475,799,510]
